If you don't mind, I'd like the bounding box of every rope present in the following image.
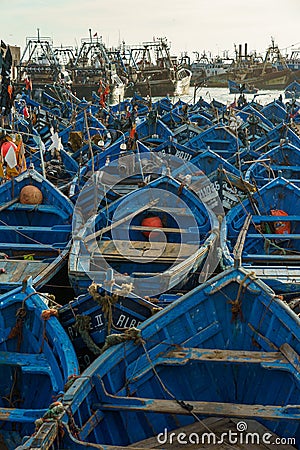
[41,309,59,320]
[34,401,65,431]
[74,315,102,356]
[100,327,145,354]
[227,272,254,322]
[88,282,119,335]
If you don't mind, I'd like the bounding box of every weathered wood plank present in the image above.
[0,407,47,423]
[96,397,300,420]
[84,198,160,243]
[163,347,285,364]
[128,417,297,449]
[280,343,300,372]
[0,197,19,212]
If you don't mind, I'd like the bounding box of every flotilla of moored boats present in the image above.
[0,35,300,450]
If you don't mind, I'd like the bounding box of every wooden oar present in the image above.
[0,197,19,212]
[84,198,160,244]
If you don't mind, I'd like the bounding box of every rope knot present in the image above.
[41,309,59,320]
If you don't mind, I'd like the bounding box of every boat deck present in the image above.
[0,259,49,285]
[127,418,297,449]
[91,239,199,264]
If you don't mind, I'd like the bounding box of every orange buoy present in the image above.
[20,185,43,205]
[141,216,163,238]
[270,209,291,234]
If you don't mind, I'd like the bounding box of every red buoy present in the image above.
[270,209,291,234]
[141,216,163,238]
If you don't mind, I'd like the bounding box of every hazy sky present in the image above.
[2,0,300,59]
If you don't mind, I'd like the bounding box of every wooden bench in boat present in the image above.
[125,344,300,382]
[91,240,200,263]
[0,407,47,423]
[0,243,65,251]
[243,254,300,262]
[118,225,200,235]
[252,215,300,223]
[246,233,300,239]
[96,396,300,420]
[6,204,70,221]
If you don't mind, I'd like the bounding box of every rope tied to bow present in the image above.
[88,281,133,334]
[34,401,65,431]
[100,327,145,354]
[41,309,59,320]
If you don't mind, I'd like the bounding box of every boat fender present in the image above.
[270,209,291,234]
[141,215,163,238]
[20,185,43,205]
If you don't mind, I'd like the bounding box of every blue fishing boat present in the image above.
[55,113,111,163]
[260,100,288,124]
[172,148,254,211]
[0,169,73,292]
[172,122,205,145]
[69,175,220,297]
[186,122,244,160]
[0,278,79,450]
[154,139,197,161]
[245,141,300,188]
[57,273,167,370]
[25,131,79,191]
[222,176,300,294]
[285,80,300,99]
[237,104,274,132]
[228,79,258,94]
[249,122,300,155]
[16,267,300,448]
[68,140,160,208]
[135,112,174,147]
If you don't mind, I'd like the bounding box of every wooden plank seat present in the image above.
[0,243,65,251]
[125,347,291,382]
[0,407,48,423]
[7,204,70,221]
[119,225,199,235]
[252,215,300,223]
[261,165,300,171]
[0,225,71,233]
[95,397,300,420]
[243,254,300,261]
[246,234,300,239]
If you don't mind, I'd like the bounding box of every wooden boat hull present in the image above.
[222,176,300,294]
[17,268,300,448]
[69,175,220,297]
[0,281,79,449]
[0,169,73,292]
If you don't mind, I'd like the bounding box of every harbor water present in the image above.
[155,86,285,107]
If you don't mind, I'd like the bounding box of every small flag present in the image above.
[4,144,17,168]
[47,131,62,153]
[93,32,98,37]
